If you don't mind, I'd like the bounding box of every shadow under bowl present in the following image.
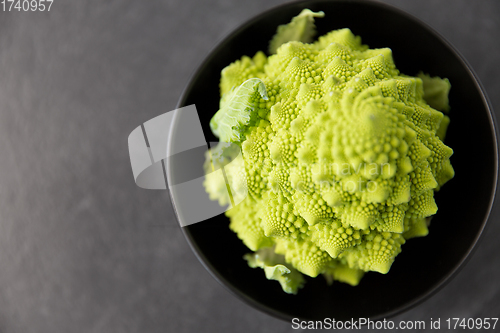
[173,0,498,322]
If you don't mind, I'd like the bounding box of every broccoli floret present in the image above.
[204,10,454,293]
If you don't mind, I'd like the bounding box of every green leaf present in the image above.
[210,78,268,143]
[268,9,325,54]
[244,247,305,294]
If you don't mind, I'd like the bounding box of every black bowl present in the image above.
[172,0,498,322]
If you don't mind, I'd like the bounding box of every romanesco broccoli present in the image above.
[204,9,454,294]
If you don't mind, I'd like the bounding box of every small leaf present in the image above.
[269,9,325,54]
[210,78,268,143]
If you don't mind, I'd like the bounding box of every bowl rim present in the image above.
[172,0,499,322]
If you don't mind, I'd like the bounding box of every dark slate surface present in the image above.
[0,0,498,332]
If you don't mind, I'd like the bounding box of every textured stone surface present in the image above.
[0,0,498,332]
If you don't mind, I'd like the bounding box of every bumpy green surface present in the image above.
[204,10,454,294]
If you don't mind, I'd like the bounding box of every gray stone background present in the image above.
[0,0,498,332]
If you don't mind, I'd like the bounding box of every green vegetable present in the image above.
[204,10,454,294]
